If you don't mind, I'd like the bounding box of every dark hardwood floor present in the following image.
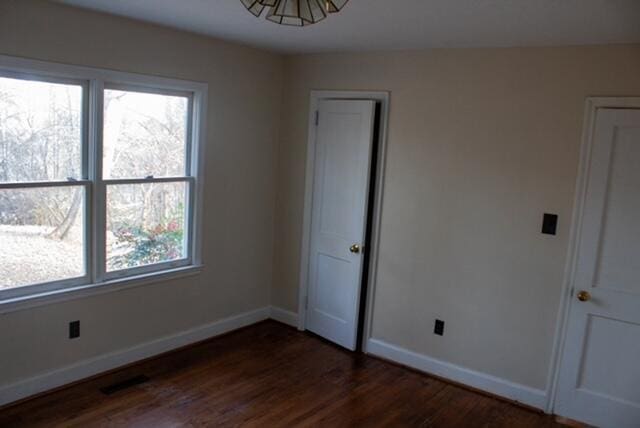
[0,320,563,427]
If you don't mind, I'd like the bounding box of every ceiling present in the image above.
[54,0,640,54]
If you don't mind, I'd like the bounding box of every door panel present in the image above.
[306,99,376,350]
[315,253,352,322]
[594,126,640,293]
[578,315,640,404]
[555,109,640,428]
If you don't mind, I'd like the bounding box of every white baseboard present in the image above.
[1,309,544,411]
[0,306,270,407]
[269,306,298,328]
[367,338,547,411]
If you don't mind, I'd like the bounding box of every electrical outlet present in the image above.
[434,319,445,336]
[69,320,80,339]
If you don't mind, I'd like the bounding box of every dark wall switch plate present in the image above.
[542,213,558,235]
[434,319,445,336]
[69,320,80,339]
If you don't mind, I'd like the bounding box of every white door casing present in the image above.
[554,108,640,428]
[305,99,376,350]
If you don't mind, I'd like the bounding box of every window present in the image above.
[0,56,206,302]
[102,87,193,277]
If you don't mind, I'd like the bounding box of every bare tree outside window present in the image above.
[0,77,84,289]
[0,78,190,290]
[103,89,189,272]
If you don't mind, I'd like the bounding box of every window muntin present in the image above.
[0,61,203,301]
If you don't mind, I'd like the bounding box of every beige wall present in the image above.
[273,46,640,389]
[3,0,640,401]
[0,0,283,385]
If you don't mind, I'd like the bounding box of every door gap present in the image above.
[356,101,382,353]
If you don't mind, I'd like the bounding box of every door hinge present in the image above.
[315,110,319,126]
[305,295,309,310]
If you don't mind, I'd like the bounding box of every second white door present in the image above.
[555,108,640,428]
[306,99,376,350]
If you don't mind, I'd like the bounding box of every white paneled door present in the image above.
[306,99,376,350]
[555,109,640,428]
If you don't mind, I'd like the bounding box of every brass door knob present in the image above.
[349,244,361,254]
[577,290,591,302]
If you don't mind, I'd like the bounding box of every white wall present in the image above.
[0,0,283,389]
[272,46,640,394]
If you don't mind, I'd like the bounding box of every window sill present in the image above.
[0,265,203,314]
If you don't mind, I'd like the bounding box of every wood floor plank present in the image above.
[0,321,562,427]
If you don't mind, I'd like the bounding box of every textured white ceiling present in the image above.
[54,0,640,54]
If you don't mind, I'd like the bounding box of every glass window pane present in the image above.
[103,89,189,179]
[0,186,86,289]
[106,182,187,272]
[0,76,83,183]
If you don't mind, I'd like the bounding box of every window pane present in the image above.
[106,182,187,272]
[0,186,85,289]
[103,89,189,179]
[0,76,83,183]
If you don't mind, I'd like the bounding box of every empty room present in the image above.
[0,1,639,427]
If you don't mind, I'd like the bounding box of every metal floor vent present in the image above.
[99,375,150,395]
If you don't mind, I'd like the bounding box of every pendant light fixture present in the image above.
[240,0,349,26]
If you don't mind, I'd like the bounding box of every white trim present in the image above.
[0,54,207,93]
[101,177,194,185]
[297,91,390,354]
[91,77,106,284]
[104,257,192,281]
[0,306,270,407]
[190,87,208,267]
[545,96,640,414]
[367,338,547,410]
[0,180,92,189]
[0,265,203,314]
[269,306,299,327]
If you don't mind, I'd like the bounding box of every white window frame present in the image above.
[0,55,207,309]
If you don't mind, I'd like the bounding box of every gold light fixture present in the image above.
[240,0,349,26]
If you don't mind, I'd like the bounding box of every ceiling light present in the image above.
[240,0,349,26]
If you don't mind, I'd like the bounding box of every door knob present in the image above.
[349,244,361,254]
[576,290,591,302]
